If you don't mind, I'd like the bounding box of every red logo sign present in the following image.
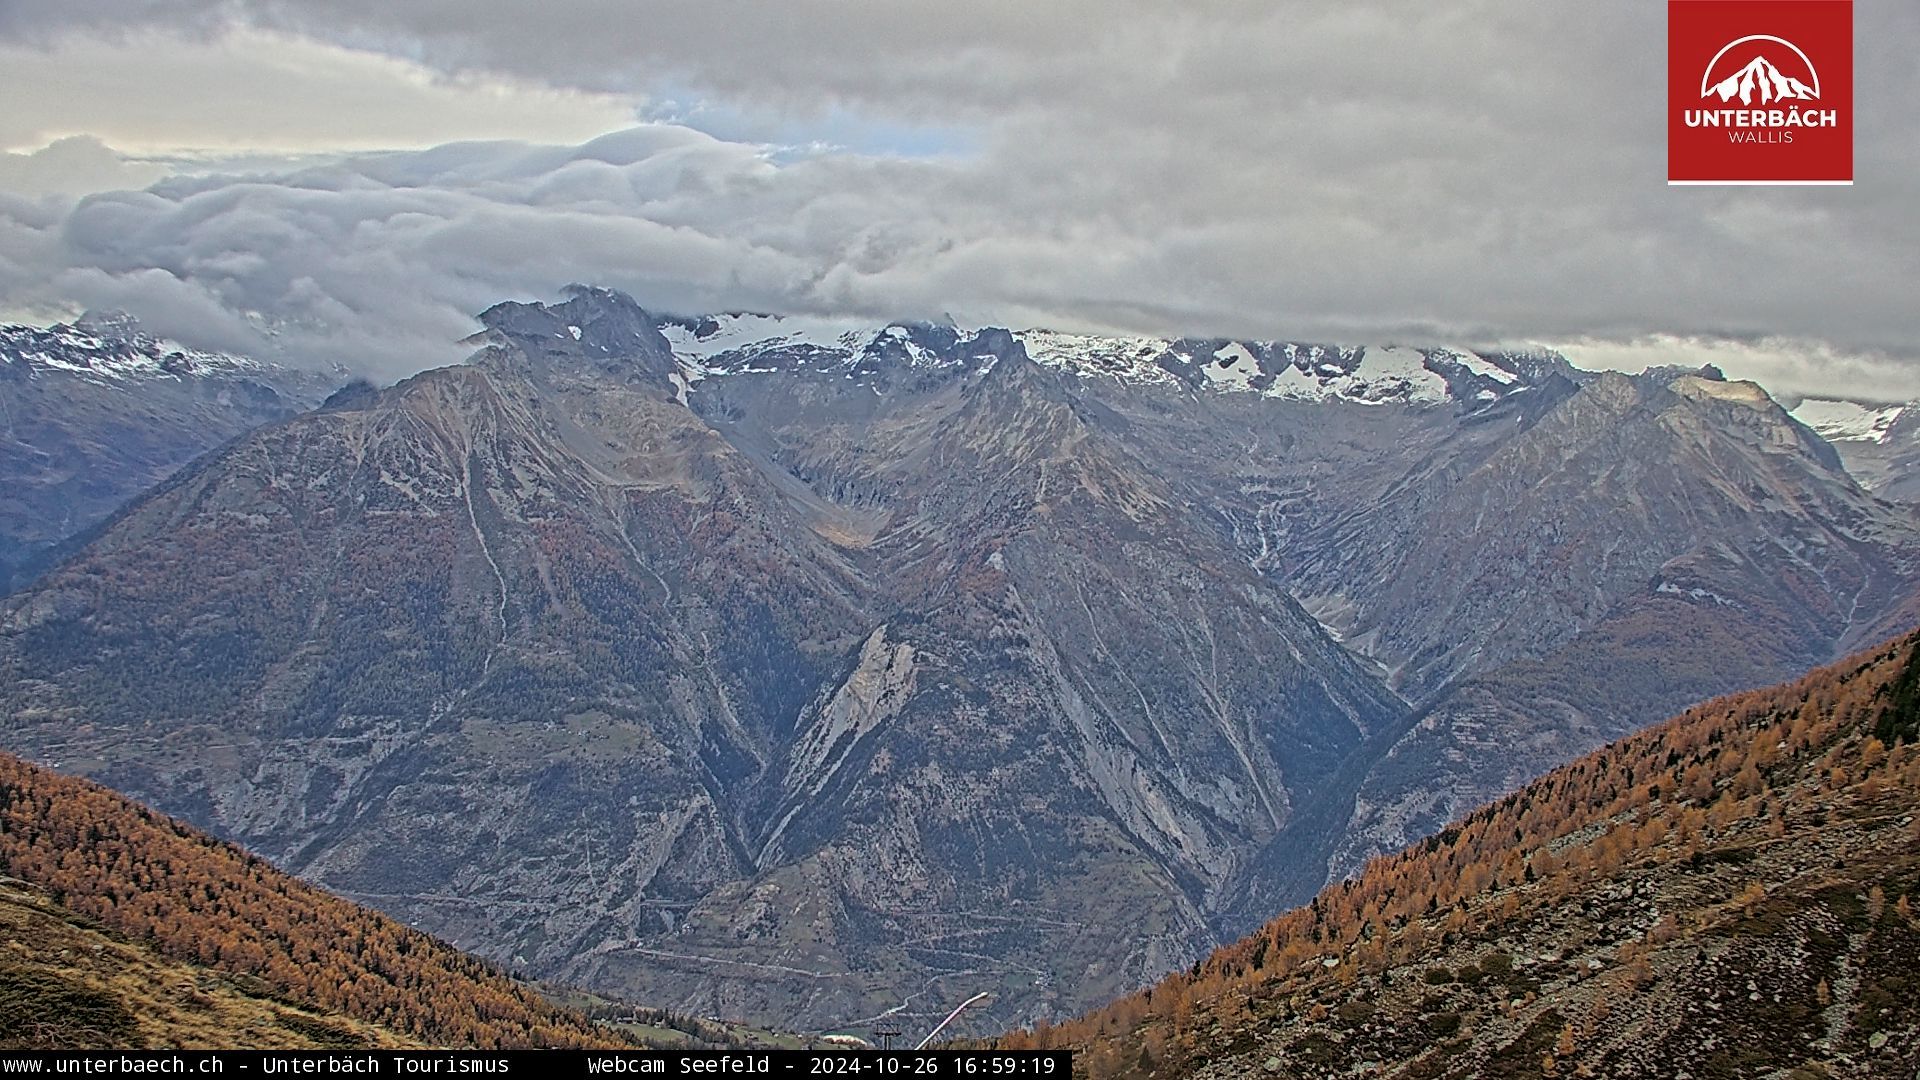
[1668,0,1852,185]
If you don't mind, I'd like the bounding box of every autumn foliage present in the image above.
[0,754,617,1048]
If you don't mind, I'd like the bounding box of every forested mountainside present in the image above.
[0,313,340,593]
[1,287,1914,1032]
[1011,633,1920,1080]
[0,752,615,1048]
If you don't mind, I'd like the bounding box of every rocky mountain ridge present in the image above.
[659,311,1556,409]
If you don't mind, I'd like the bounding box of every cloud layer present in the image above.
[0,2,1914,397]
[0,25,637,155]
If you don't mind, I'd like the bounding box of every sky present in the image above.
[0,1,1915,401]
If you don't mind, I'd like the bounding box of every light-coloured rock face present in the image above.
[1668,373,1771,406]
[778,627,917,808]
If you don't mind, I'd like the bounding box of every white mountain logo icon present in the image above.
[1700,36,1820,105]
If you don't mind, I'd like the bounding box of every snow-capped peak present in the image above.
[655,313,1540,408]
[0,313,264,383]
[659,312,872,364]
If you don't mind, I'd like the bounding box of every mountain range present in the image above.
[2,287,1915,1034]
[0,313,341,593]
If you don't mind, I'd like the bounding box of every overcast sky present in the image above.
[0,1,1914,400]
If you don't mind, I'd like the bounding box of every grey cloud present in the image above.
[0,2,1916,397]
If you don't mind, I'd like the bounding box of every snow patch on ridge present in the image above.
[1204,342,1261,391]
[661,312,876,363]
[1338,347,1451,405]
[1430,346,1517,385]
[1017,330,1182,386]
[1792,398,1906,444]
[662,312,959,374]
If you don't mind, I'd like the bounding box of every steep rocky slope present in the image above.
[1267,373,1895,700]
[0,313,340,592]
[1256,372,1919,916]
[1017,633,1920,1080]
